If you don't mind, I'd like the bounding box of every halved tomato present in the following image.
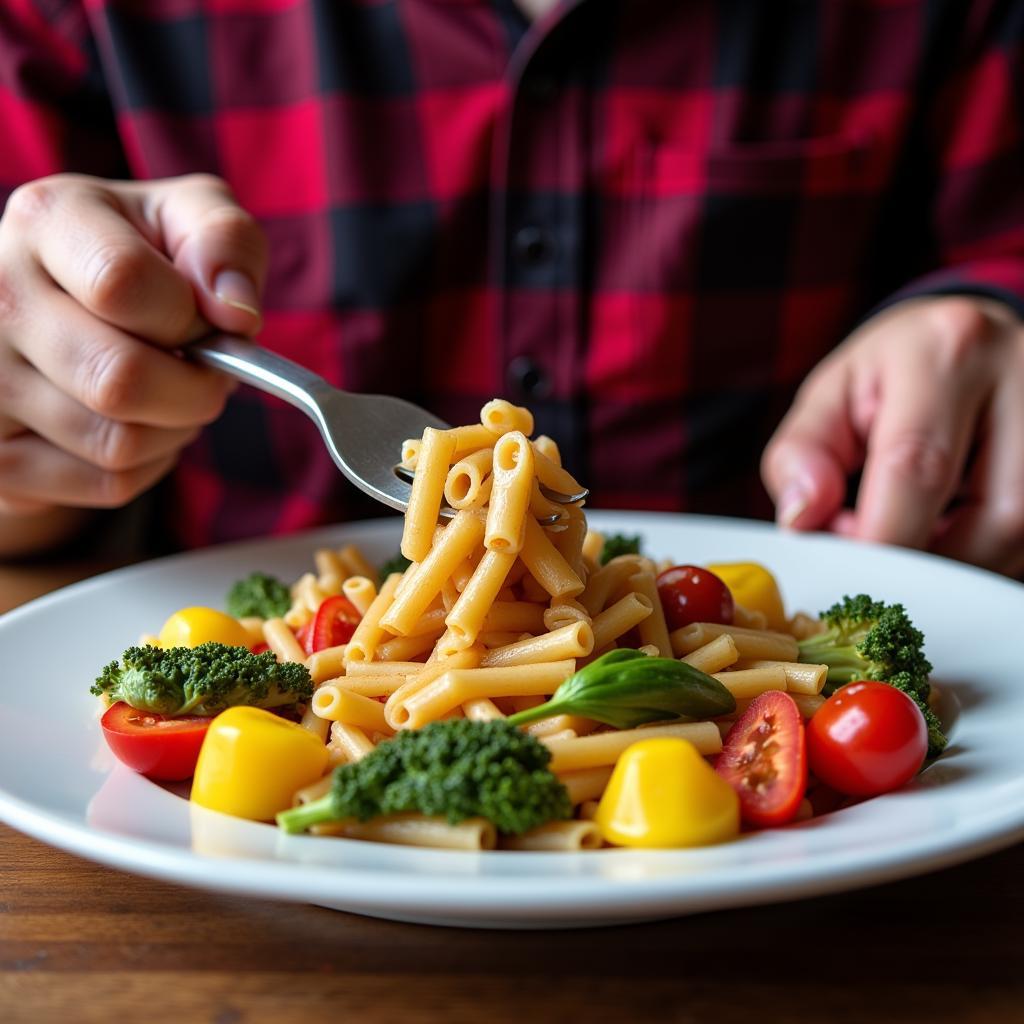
[100,702,211,781]
[307,594,361,653]
[716,691,807,827]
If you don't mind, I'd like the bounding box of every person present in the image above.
[0,1,1022,572]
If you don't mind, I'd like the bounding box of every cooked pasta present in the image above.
[105,398,938,858]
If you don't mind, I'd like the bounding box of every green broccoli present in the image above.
[91,642,313,717]
[798,594,946,756]
[277,719,572,835]
[226,572,291,619]
[599,533,642,565]
[378,551,413,584]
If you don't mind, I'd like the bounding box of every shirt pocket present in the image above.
[588,130,894,419]
[645,132,883,199]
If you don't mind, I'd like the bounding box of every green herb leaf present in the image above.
[506,649,735,729]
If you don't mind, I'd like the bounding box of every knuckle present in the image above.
[876,434,954,496]
[924,298,990,368]
[81,344,140,418]
[91,420,144,472]
[181,172,231,197]
[97,470,139,507]
[4,178,59,224]
[82,240,150,316]
[203,205,268,264]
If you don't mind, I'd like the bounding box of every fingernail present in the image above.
[777,481,811,529]
[213,269,260,320]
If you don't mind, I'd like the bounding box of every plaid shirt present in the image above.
[2,0,1023,548]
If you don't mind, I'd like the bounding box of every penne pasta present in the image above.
[500,819,602,851]
[345,572,402,663]
[485,431,534,554]
[557,766,614,805]
[733,659,828,695]
[669,622,800,662]
[401,426,457,562]
[711,665,788,699]
[312,684,394,734]
[341,576,377,616]
[519,515,585,600]
[382,511,486,636]
[393,660,576,729]
[445,548,517,648]
[682,633,740,674]
[543,721,722,773]
[590,592,653,650]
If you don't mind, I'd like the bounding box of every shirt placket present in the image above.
[490,1,589,465]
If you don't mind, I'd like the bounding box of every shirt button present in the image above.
[514,225,556,266]
[507,356,551,399]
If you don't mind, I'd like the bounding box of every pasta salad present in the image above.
[91,400,946,852]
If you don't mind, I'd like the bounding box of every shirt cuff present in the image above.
[872,258,1024,322]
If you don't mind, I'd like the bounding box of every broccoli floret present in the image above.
[798,594,945,756]
[91,642,313,717]
[378,551,413,584]
[277,719,572,836]
[600,533,642,565]
[226,572,291,619]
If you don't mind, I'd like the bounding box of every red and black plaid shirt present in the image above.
[2,0,1023,548]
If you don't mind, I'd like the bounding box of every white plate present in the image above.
[1,512,1022,929]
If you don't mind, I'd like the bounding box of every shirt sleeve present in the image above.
[0,0,126,202]
[878,1,1024,318]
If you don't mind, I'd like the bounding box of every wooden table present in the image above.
[2,562,1022,1024]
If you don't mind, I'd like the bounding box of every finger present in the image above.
[8,177,199,345]
[9,278,232,428]
[148,174,268,335]
[761,359,860,530]
[931,368,1024,574]
[0,354,200,471]
[853,345,988,549]
[0,434,178,508]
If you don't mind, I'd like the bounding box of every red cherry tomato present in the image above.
[807,681,928,797]
[716,691,807,827]
[656,564,734,631]
[100,702,211,781]
[308,594,361,654]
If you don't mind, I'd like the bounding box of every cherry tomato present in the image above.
[307,594,361,654]
[806,681,928,797]
[656,565,734,631]
[716,691,807,827]
[100,702,211,781]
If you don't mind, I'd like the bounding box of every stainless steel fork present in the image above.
[189,334,587,518]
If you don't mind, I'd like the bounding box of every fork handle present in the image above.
[188,333,337,417]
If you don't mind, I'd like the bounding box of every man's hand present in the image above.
[762,296,1024,575]
[0,173,266,548]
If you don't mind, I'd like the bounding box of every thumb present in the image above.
[152,174,268,337]
[761,365,859,531]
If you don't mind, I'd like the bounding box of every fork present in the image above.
[189,333,587,519]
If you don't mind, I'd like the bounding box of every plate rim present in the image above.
[2,511,1023,926]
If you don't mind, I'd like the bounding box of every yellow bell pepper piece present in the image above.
[595,738,739,848]
[191,707,329,821]
[158,606,251,649]
[705,561,786,631]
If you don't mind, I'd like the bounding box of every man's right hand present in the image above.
[0,173,267,548]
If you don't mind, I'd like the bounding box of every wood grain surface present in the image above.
[1,563,1022,1024]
